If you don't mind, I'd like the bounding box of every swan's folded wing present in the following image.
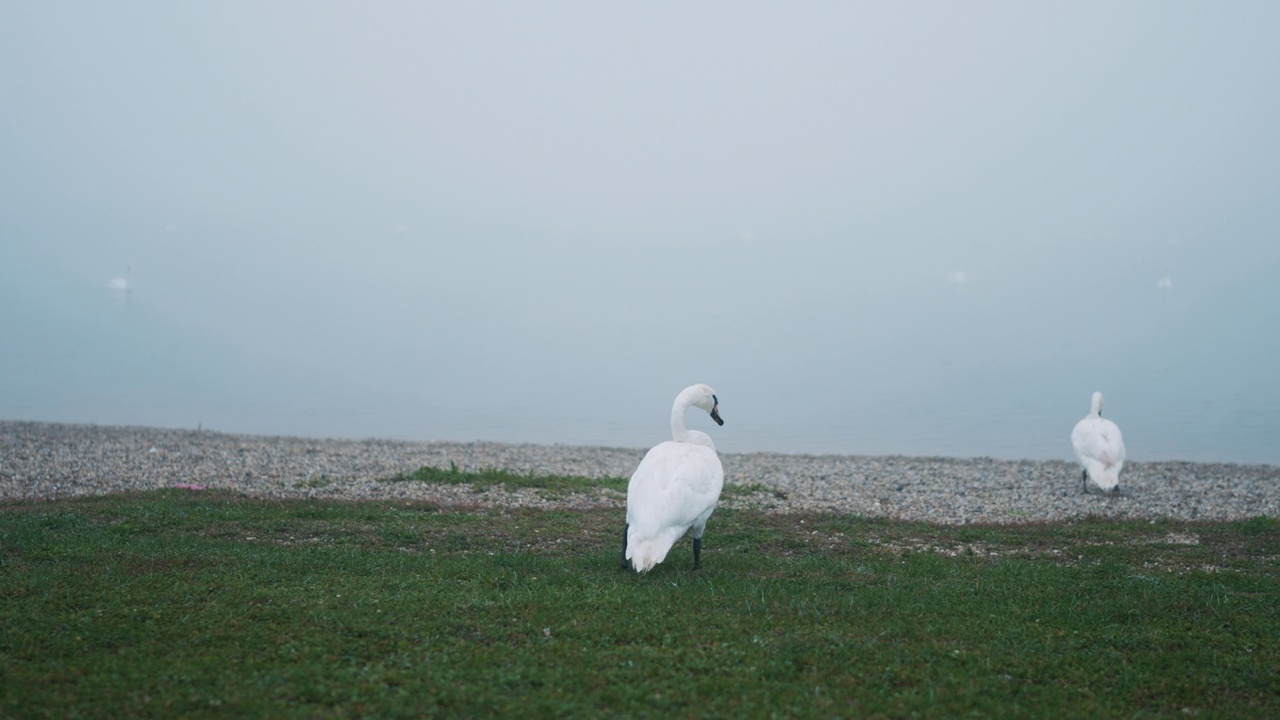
[627,442,724,527]
[1099,418,1125,466]
[1073,418,1123,467]
[1070,419,1091,460]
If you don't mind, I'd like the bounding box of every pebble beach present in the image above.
[2,420,1277,524]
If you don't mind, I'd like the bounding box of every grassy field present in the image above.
[2,471,1278,718]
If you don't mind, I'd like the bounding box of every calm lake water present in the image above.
[4,231,1277,466]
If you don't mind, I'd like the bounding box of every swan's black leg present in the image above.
[693,536,702,569]
[1081,470,1088,494]
[620,523,629,570]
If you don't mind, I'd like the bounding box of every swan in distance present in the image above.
[622,384,725,573]
[107,266,131,292]
[1071,391,1126,493]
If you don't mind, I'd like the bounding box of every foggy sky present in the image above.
[3,3,1279,461]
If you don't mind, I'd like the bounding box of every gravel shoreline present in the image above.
[3,420,1277,524]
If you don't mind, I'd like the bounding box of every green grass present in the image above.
[2,487,1278,719]
[384,462,630,494]
[383,463,767,498]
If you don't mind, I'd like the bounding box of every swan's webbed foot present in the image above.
[619,524,629,570]
[692,536,702,570]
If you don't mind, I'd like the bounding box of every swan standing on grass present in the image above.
[622,384,725,573]
[1071,391,1126,494]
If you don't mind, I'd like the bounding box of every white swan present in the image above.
[107,266,131,292]
[1071,391,1126,493]
[622,384,725,573]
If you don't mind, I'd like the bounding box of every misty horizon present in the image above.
[3,3,1278,464]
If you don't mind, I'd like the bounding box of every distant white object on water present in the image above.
[1071,391,1126,494]
[1157,272,1173,290]
[107,266,132,292]
[948,270,967,286]
[623,384,725,573]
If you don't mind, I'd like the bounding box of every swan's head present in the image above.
[682,384,724,426]
[1091,391,1104,417]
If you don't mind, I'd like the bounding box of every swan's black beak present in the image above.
[710,405,724,426]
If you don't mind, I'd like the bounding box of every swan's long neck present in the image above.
[1090,392,1103,418]
[670,394,694,443]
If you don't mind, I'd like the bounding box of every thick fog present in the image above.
[3,3,1278,462]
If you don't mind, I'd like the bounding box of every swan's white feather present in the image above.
[1071,392,1125,492]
